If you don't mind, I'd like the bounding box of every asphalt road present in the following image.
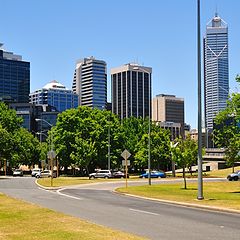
[0,177,239,240]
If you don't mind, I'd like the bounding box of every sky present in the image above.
[1,0,240,129]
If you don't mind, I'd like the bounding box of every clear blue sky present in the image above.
[1,0,240,129]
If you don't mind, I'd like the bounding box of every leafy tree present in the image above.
[214,76,240,172]
[171,136,198,189]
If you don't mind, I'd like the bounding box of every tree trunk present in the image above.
[232,164,235,173]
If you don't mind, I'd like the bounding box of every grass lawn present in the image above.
[37,176,141,187]
[117,181,240,211]
[0,193,146,240]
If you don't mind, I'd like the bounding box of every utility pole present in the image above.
[197,0,204,200]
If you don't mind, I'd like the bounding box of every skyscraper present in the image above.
[30,80,78,112]
[152,94,185,137]
[204,13,229,131]
[111,63,152,119]
[72,57,107,109]
[0,43,30,103]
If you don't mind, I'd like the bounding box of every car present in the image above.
[31,169,41,177]
[227,170,240,181]
[13,169,23,177]
[89,170,112,179]
[139,170,166,178]
[112,171,129,178]
[35,170,52,179]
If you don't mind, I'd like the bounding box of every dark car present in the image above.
[139,170,166,178]
[227,170,240,181]
[112,171,129,178]
[13,169,23,177]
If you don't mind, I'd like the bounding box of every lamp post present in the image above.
[35,118,55,186]
[197,0,204,200]
[133,66,152,185]
[108,121,111,170]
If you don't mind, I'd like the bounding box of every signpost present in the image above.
[47,150,56,187]
[121,149,131,188]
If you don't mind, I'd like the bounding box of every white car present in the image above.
[35,170,52,179]
[31,169,41,177]
[89,170,112,179]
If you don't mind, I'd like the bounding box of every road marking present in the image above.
[129,208,159,216]
[57,189,82,200]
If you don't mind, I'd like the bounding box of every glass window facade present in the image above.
[0,49,30,103]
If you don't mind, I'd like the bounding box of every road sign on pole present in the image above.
[121,149,131,188]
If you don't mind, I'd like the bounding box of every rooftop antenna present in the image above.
[215,4,218,17]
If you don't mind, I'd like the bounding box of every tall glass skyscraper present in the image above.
[204,14,229,131]
[30,80,79,112]
[111,63,152,119]
[0,43,30,103]
[72,57,107,109]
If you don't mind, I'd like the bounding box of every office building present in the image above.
[0,43,30,103]
[10,103,58,141]
[111,63,152,119]
[72,57,107,109]
[204,13,229,131]
[30,80,78,112]
[152,94,184,137]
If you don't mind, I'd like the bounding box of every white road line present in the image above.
[57,188,82,200]
[129,208,159,216]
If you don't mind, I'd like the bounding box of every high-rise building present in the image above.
[204,13,229,131]
[111,63,152,119]
[0,43,30,103]
[72,57,107,109]
[152,94,184,137]
[29,80,78,112]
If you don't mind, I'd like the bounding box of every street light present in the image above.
[35,118,55,186]
[197,0,204,200]
[133,66,152,185]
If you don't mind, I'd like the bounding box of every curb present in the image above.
[35,179,62,191]
[113,189,240,215]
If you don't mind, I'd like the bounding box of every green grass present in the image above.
[117,181,240,210]
[37,176,141,187]
[0,193,147,240]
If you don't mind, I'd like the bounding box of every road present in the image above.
[0,177,239,240]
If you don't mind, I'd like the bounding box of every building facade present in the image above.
[152,94,184,137]
[29,80,78,112]
[72,57,107,109]
[204,13,229,131]
[10,103,58,141]
[111,63,152,119]
[0,43,30,103]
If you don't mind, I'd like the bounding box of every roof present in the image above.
[43,80,68,90]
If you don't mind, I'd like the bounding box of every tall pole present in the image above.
[108,124,110,170]
[197,0,204,200]
[148,72,151,186]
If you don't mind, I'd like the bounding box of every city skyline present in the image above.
[1,0,240,128]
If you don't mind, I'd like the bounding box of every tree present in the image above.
[214,76,240,172]
[171,136,198,189]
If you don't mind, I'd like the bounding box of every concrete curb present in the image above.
[35,179,62,191]
[113,189,240,215]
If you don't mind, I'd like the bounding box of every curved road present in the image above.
[0,177,239,240]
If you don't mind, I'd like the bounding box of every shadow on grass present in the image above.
[180,188,197,190]
[230,191,240,194]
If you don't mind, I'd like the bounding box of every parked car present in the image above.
[13,169,23,177]
[112,171,129,178]
[35,170,52,179]
[227,170,240,181]
[89,170,112,179]
[31,169,41,177]
[139,170,166,178]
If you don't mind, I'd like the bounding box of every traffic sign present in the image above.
[122,160,130,166]
[47,150,56,159]
[121,149,131,159]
